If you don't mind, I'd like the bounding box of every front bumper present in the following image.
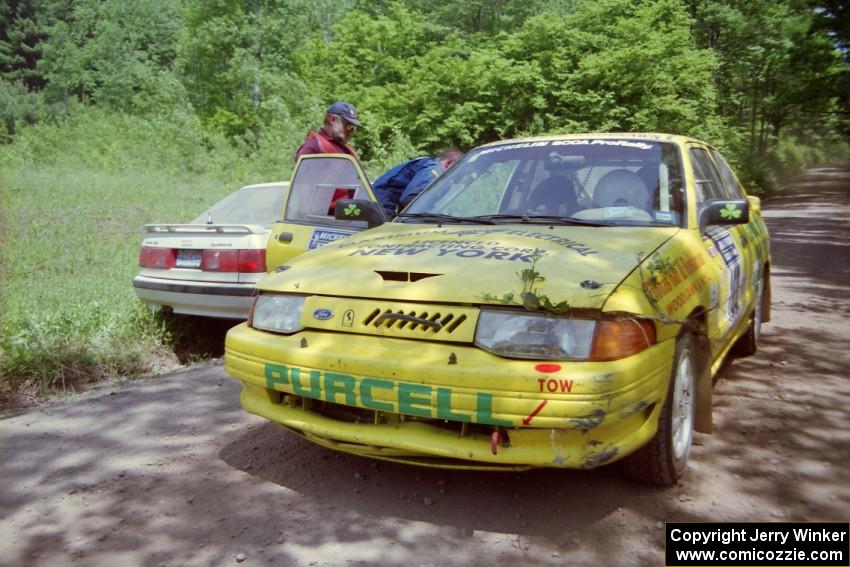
[225,323,675,469]
[132,275,255,319]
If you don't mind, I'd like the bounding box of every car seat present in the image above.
[593,169,651,210]
[525,176,578,216]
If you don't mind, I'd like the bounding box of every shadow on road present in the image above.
[160,314,240,363]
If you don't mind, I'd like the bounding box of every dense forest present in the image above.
[2,0,849,189]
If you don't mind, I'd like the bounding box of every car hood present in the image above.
[259,223,678,309]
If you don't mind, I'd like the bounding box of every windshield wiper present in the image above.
[396,213,496,225]
[474,214,610,227]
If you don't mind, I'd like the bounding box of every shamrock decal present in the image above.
[344,203,361,217]
[720,203,741,219]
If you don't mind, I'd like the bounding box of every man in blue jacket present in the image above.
[373,149,464,217]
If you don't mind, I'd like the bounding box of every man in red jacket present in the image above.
[295,101,362,161]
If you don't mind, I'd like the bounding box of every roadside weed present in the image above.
[0,164,239,403]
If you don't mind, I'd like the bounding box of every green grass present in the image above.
[0,163,250,402]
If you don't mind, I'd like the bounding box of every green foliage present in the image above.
[644,253,677,287]
[0,0,50,90]
[0,105,288,181]
[509,0,723,137]
[304,0,730,155]
[37,0,183,111]
[0,78,45,142]
[688,0,849,187]
[177,0,327,146]
[481,249,571,314]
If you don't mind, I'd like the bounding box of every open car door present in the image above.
[266,154,380,270]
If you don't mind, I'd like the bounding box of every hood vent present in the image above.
[376,271,441,283]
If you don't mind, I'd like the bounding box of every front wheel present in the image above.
[623,334,698,485]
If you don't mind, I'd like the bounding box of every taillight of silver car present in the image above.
[139,246,176,269]
[200,249,266,273]
[140,247,265,272]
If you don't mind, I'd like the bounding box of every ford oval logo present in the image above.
[313,309,334,321]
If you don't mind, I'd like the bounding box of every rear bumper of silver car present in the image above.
[132,275,255,319]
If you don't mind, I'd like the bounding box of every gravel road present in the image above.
[2,167,849,567]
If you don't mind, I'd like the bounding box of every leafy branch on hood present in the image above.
[479,249,571,314]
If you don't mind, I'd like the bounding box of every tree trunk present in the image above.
[749,87,758,162]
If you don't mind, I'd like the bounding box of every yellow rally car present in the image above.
[225,134,770,485]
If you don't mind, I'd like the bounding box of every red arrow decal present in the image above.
[522,399,548,425]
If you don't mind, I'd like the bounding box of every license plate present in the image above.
[176,249,202,268]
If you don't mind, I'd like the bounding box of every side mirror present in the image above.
[334,199,386,228]
[699,199,750,231]
[747,195,761,215]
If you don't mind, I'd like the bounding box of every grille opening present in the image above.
[396,310,417,329]
[445,314,467,333]
[361,306,469,334]
[387,310,405,328]
[364,308,381,325]
[409,312,428,330]
[293,394,498,437]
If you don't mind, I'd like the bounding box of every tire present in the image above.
[623,334,698,486]
[732,274,764,357]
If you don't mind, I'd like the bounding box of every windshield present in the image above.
[191,185,286,226]
[405,138,684,226]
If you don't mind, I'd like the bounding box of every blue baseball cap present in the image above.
[327,101,362,128]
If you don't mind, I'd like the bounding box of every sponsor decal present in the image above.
[537,378,574,393]
[708,229,745,326]
[342,309,355,327]
[264,363,513,426]
[473,139,655,158]
[339,227,599,262]
[720,203,742,220]
[643,253,707,301]
[663,274,710,316]
[308,228,354,250]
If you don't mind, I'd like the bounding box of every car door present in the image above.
[708,147,770,324]
[687,144,752,354]
[266,154,381,270]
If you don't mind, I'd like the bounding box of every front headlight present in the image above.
[474,309,656,361]
[249,294,305,334]
[474,309,595,360]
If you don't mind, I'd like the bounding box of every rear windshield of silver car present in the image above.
[191,185,286,226]
[406,139,685,226]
